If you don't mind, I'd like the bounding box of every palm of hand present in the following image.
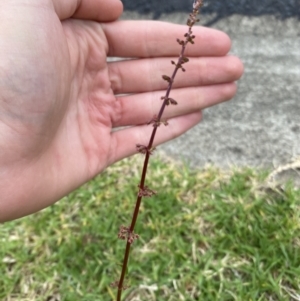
[2,7,118,179]
[0,3,126,220]
[49,18,118,179]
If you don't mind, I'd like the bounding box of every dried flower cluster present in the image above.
[147,115,169,127]
[118,225,139,244]
[136,144,156,155]
[137,185,157,198]
[113,1,203,300]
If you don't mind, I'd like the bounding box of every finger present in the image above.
[112,83,237,127]
[109,112,202,165]
[102,21,231,58]
[52,0,123,21]
[109,55,243,94]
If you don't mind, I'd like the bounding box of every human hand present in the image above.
[0,0,243,222]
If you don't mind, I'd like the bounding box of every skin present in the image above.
[0,0,244,222]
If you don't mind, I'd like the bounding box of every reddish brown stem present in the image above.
[115,2,203,300]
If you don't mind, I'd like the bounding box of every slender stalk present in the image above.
[113,2,203,300]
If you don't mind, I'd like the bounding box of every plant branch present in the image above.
[113,1,203,300]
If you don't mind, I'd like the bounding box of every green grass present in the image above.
[1,156,300,301]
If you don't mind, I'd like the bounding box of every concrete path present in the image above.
[120,12,300,169]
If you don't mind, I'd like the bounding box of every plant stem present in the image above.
[115,2,203,300]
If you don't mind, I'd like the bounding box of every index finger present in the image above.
[102,21,231,58]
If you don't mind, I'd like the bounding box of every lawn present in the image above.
[1,155,300,301]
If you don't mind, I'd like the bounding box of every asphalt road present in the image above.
[121,0,300,22]
[120,11,300,169]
